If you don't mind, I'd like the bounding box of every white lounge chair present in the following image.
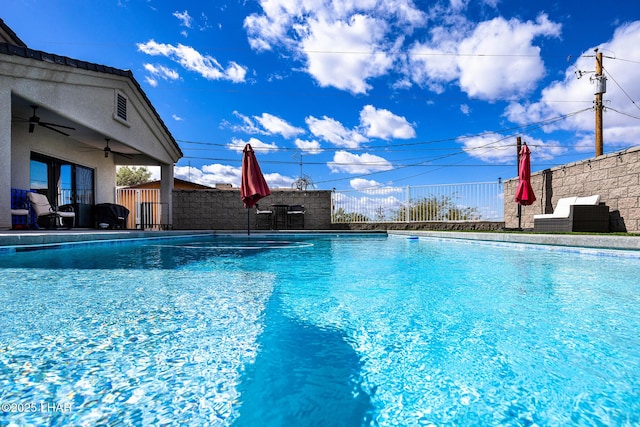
[27,192,75,229]
[533,195,608,232]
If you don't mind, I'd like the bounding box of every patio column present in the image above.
[160,163,174,228]
[0,89,11,230]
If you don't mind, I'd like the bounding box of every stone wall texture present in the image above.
[172,189,333,230]
[503,146,640,232]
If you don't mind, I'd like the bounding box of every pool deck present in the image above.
[388,230,640,251]
[0,229,638,251]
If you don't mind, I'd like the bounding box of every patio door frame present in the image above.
[30,152,95,227]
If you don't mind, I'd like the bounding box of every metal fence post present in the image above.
[405,185,410,223]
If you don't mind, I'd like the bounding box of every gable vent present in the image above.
[116,93,127,121]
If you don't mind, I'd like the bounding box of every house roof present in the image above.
[0,18,26,47]
[0,18,182,158]
[124,178,215,190]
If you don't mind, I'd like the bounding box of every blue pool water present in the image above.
[1,234,639,426]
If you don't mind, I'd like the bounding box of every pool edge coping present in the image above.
[388,230,640,251]
[1,229,638,253]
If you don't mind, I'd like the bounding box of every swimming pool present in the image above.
[0,234,639,426]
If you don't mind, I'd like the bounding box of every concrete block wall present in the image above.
[172,189,333,230]
[504,146,640,232]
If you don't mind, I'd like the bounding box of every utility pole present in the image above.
[594,50,605,156]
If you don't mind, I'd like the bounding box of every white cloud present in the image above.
[263,172,296,188]
[224,111,304,138]
[458,15,561,100]
[504,20,640,151]
[173,10,193,28]
[459,133,565,163]
[243,2,569,102]
[225,111,262,134]
[460,104,470,115]
[244,0,426,94]
[143,63,180,81]
[137,40,247,83]
[305,105,414,153]
[227,137,279,153]
[409,14,561,101]
[328,150,393,174]
[294,138,323,154]
[174,164,238,187]
[254,113,305,138]
[144,166,161,181]
[301,15,393,94]
[172,114,183,121]
[458,134,514,163]
[350,178,382,190]
[144,76,158,87]
[359,105,416,140]
[306,115,368,149]
[174,164,294,188]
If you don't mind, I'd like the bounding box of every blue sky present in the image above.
[4,1,640,190]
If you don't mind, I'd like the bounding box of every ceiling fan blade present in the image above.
[40,123,71,136]
[39,121,76,131]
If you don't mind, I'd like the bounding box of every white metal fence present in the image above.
[332,181,504,223]
[116,188,168,230]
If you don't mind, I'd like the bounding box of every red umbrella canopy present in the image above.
[240,144,271,208]
[514,143,536,206]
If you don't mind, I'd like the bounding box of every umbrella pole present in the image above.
[517,204,522,230]
[247,208,250,236]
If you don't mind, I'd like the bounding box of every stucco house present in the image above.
[0,18,182,229]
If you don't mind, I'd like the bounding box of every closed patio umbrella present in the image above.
[514,142,536,229]
[241,144,271,235]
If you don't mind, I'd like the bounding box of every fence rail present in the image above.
[116,188,169,230]
[332,182,504,223]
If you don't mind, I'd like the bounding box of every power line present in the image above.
[602,65,640,112]
[176,107,593,153]
[178,107,595,187]
[607,107,640,120]
[608,56,640,65]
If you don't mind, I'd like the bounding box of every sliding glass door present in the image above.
[75,165,95,228]
[30,153,95,227]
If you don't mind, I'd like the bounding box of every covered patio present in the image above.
[0,18,182,231]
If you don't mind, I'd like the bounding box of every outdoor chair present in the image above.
[255,204,273,230]
[27,192,75,229]
[286,205,305,229]
[11,188,33,229]
[533,195,609,232]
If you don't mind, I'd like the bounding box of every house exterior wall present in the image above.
[1,46,180,229]
[172,190,333,230]
[504,146,640,232]
[10,118,118,201]
[3,54,180,166]
[0,88,10,229]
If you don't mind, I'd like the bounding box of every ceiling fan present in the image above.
[28,105,76,136]
[103,138,132,159]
